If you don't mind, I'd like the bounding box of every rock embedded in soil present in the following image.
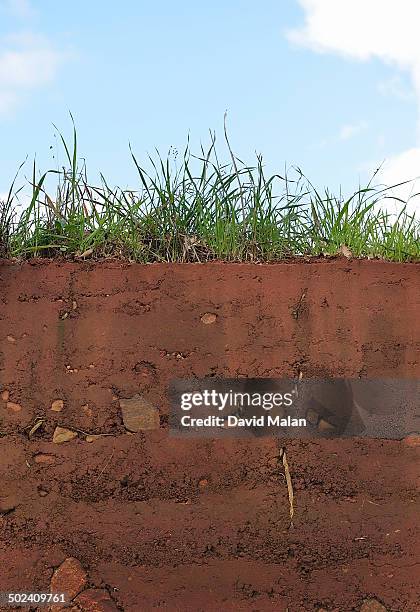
[74,588,119,612]
[1,389,9,402]
[85,434,104,443]
[402,434,420,447]
[119,394,160,432]
[318,418,336,433]
[6,401,22,412]
[50,557,87,603]
[51,399,64,412]
[360,599,388,612]
[200,312,217,324]
[52,427,78,444]
[0,495,19,514]
[34,453,56,465]
[81,404,93,417]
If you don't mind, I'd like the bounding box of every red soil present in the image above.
[0,259,419,611]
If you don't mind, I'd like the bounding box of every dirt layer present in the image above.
[0,259,419,611]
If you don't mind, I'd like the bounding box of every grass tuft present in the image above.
[1,125,419,263]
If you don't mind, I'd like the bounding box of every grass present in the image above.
[1,120,419,263]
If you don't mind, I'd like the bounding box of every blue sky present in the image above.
[1,0,419,213]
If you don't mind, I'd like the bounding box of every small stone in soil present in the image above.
[120,394,160,432]
[34,453,56,464]
[81,404,93,417]
[52,426,77,444]
[200,312,217,324]
[74,588,118,611]
[6,401,22,412]
[360,599,388,612]
[0,495,19,514]
[1,389,9,402]
[85,434,103,443]
[402,434,420,447]
[318,418,336,432]
[50,557,87,602]
[51,399,64,412]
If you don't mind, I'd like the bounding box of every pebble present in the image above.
[318,418,336,432]
[50,557,87,603]
[6,335,16,343]
[200,312,217,324]
[119,394,160,432]
[74,588,118,611]
[51,399,64,412]
[360,599,388,612]
[52,427,77,444]
[81,404,93,417]
[6,401,22,412]
[402,434,420,447]
[198,479,208,490]
[0,495,19,514]
[1,389,9,402]
[85,434,103,443]
[34,454,56,465]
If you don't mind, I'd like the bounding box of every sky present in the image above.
[0,0,419,214]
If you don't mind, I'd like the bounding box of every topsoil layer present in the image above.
[0,259,419,612]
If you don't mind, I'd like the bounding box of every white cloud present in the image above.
[288,1,420,69]
[377,149,420,216]
[0,32,63,116]
[339,120,367,141]
[0,0,66,116]
[288,0,420,215]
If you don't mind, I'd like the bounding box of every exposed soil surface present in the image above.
[0,259,419,611]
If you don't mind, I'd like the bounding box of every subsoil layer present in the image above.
[0,259,419,611]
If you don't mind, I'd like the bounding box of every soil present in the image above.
[0,259,419,611]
